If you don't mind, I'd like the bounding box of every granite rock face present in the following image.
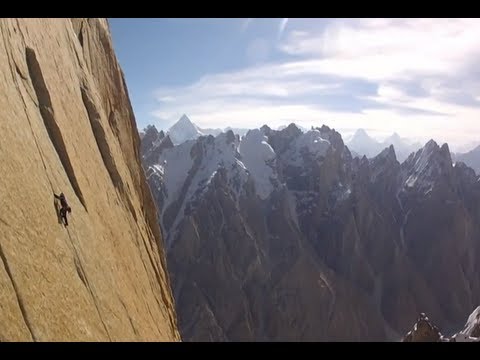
[0,18,179,341]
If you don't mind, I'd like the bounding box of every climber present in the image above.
[54,192,72,226]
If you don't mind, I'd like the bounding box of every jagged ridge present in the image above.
[143,122,480,341]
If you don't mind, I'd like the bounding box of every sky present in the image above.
[109,18,480,152]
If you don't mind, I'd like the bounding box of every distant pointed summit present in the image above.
[354,128,369,138]
[167,114,204,145]
[347,129,383,158]
[165,115,251,145]
[347,129,422,163]
[178,114,193,125]
[382,132,422,163]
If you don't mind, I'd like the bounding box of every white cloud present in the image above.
[285,19,475,56]
[151,18,480,148]
[153,66,341,103]
[158,96,176,102]
[376,84,410,103]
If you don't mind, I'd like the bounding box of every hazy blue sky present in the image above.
[110,18,480,150]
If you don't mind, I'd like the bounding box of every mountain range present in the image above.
[143,114,250,145]
[142,123,480,341]
[345,129,423,163]
[146,115,432,164]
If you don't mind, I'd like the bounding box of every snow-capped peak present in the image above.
[383,133,404,150]
[353,128,370,140]
[178,114,194,126]
[167,114,204,145]
[283,129,331,167]
[386,132,401,143]
[239,129,277,200]
[347,128,383,159]
[381,132,422,163]
[158,128,282,223]
[401,139,453,193]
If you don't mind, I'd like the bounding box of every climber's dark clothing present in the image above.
[54,192,71,226]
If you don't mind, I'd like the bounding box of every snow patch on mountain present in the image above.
[239,129,276,200]
[189,133,248,202]
[461,305,480,338]
[404,140,438,190]
[159,128,283,233]
[158,140,195,209]
[284,129,331,166]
